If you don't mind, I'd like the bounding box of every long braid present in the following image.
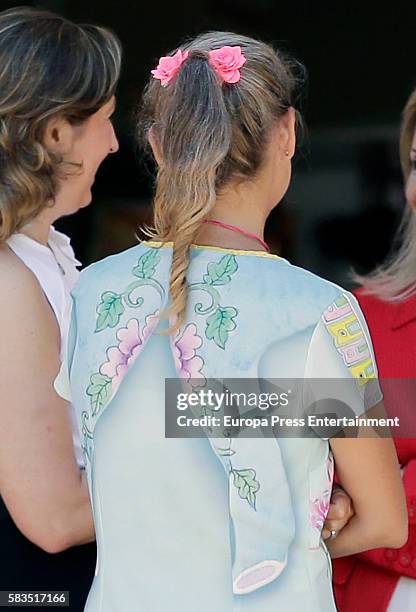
[138,32,300,333]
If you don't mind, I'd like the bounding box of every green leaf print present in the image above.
[231,468,260,510]
[203,254,238,286]
[96,292,124,332]
[86,372,112,416]
[81,411,93,440]
[205,306,238,349]
[215,447,236,457]
[133,249,160,279]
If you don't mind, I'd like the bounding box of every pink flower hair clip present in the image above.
[208,46,246,84]
[151,49,189,87]
[151,45,247,87]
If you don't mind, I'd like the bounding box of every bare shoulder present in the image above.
[0,243,59,342]
[0,242,41,295]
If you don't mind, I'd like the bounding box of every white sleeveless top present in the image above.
[6,226,84,467]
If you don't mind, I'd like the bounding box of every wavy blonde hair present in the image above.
[0,6,121,241]
[354,88,416,300]
[138,32,302,330]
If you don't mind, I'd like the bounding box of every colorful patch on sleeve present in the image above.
[322,295,375,385]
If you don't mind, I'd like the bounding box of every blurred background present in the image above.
[2,0,415,287]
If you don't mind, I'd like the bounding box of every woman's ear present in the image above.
[148,126,163,166]
[279,107,296,160]
[43,115,74,155]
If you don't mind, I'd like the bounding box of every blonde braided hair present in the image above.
[139,32,301,332]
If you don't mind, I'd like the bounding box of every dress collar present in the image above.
[47,226,82,267]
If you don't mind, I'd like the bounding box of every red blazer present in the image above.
[333,290,416,612]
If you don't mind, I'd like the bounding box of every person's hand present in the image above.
[322,485,355,540]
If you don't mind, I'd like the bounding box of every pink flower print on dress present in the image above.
[310,492,331,532]
[326,453,334,485]
[151,49,189,86]
[310,455,333,536]
[208,46,246,84]
[172,323,205,387]
[100,312,159,392]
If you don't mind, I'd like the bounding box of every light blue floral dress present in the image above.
[55,240,382,612]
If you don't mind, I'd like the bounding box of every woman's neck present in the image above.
[196,195,270,252]
[20,213,53,246]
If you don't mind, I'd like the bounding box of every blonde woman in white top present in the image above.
[0,7,120,608]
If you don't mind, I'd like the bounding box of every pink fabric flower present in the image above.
[208,46,247,84]
[100,312,159,392]
[172,323,205,386]
[151,49,189,86]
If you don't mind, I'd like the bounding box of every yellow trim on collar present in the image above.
[141,240,283,260]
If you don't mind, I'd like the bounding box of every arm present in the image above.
[333,458,416,577]
[326,411,407,559]
[0,253,94,553]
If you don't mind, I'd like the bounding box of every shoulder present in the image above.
[73,242,149,296]
[237,254,344,302]
[236,256,351,334]
[69,242,172,331]
[0,243,46,306]
[275,259,346,310]
[0,244,59,342]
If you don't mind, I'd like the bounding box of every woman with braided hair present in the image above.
[56,32,406,610]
